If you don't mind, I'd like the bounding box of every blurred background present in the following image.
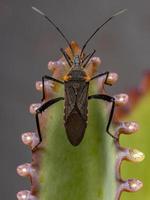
[0,0,150,199]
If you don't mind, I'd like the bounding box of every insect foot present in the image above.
[17,42,144,200]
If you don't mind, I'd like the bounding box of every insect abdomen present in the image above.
[64,107,87,146]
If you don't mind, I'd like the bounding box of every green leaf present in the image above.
[39,98,116,200]
[121,92,149,200]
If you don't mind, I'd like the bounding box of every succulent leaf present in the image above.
[17,42,144,200]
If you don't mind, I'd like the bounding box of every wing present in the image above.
[77,82,89,120]
[64,81,89,121]
[64,82,77,120]
[64,81,89,146]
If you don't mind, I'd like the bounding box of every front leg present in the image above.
[33,97,64,151]
[88,94,117,139]
[60,48,72,67]
[82,49,96,68]
[90,71,112,86]
[42,75,64,101]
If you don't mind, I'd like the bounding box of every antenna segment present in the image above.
[32,7,74,56]
[80,9,127,58]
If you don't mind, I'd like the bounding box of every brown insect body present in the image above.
[64,60,89,146]
[32,7,126,149]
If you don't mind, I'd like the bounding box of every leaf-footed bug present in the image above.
[32,7,127,149]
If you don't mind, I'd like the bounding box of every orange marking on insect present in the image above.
[63,75,72,81]
[84,75,91,81]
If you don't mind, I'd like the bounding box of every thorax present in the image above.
[67,66,86,81]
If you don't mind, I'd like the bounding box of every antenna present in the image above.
[80,9,127,58]
[32,7,74,56]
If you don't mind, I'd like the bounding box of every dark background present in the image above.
[0,0,150,199]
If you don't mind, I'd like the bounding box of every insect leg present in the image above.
[33,97,64,151]
[90,71,111,85]
[82,49,96,68]
[42,75,64,101]
[81,52,91,63]
[60,48,72,67]
[88,94,117,139]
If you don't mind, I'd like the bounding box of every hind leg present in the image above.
[33,97,64,151]
[88,94,117,139]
